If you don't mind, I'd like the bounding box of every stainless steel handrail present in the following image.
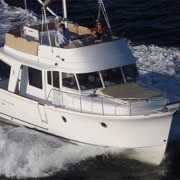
[46,88,165,116]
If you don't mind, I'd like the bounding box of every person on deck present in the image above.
[91,21,105,40]
[57,23,70,47]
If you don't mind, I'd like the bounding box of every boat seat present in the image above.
[100,83,162,104]
[23,26,39,42]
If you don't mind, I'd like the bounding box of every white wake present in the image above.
[0,123,119,178]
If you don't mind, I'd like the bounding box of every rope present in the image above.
[42,8,53,52]
[97,0,112,34]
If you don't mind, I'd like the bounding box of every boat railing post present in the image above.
[72,95,74,110]
[130,100,132,116]
[62,92,64,106]
[80,95,82,112]
[115,104,117,115]
[59,91,62,106]
[102,97,104,115]
[114,104,120,116]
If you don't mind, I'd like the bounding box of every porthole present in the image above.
[100,122,107,128]
[62,116,67,123]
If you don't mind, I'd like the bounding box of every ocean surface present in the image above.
[0,0,180,179]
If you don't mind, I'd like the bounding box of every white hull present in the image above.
[0,88,173,165]
[123,144,167,165]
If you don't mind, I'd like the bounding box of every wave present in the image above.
[0,121,168,179]
[0,0,39,46]
[0,121,123,178]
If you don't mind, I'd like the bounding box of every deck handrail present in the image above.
[46,88,165,116]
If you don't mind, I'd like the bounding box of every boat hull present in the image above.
[0,88,173,165]
[123,144,166,165]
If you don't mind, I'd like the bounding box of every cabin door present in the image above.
[46,71,61,106]
[52,71,61,106]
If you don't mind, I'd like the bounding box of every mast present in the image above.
[24,0,27,9]
[62,0,68,27]
[37,0,58,18]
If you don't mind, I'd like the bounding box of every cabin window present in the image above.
[0,60,11,80]
[47,71,59,88]
[76,72,102,90]
[62,73,78,90]
[101,67,123,86]
[122,64,139,82]
[28,67,42,89]
[53,71,60,88]
[0,60,11,90]
[47,71,52,85]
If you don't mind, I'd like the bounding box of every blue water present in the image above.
[0,0,180,179]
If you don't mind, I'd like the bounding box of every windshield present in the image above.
[77,72,102,90]
[73,64,139,91]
